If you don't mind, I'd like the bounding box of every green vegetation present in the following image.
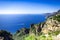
[53,15,60,22]
[25,34,53,40]
[13,33,53,40]
[0,30,13,40]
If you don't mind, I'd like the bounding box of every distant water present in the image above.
[0,14,46,33]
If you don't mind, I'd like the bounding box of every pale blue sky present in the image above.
[0,0,60,14]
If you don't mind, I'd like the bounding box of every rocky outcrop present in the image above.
[15,27,30,36]
[29,23,42,35]
[42,10,60,35]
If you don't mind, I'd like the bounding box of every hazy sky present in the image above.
[0,0,60,14]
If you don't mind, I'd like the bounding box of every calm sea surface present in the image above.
[0,14,46,33]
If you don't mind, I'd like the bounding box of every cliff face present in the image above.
[42,10,60,35]
[29,10,60,35]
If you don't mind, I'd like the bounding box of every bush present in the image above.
[25,33,36,40]
[24,33,53,40]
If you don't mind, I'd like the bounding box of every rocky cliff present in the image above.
[42,10,60,35]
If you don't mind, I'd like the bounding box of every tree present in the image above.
[0,30,13,40]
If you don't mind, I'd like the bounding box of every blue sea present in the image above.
[0,14,46,33]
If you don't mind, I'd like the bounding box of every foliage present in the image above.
[0,30,13,40]
[25,33,36,40]
[24,33,53,40]
[53,15,60,22]
[52,30,60,36]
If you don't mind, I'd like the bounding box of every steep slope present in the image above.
[42,10,60,35]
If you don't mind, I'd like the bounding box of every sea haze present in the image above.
[0,14,46,33]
